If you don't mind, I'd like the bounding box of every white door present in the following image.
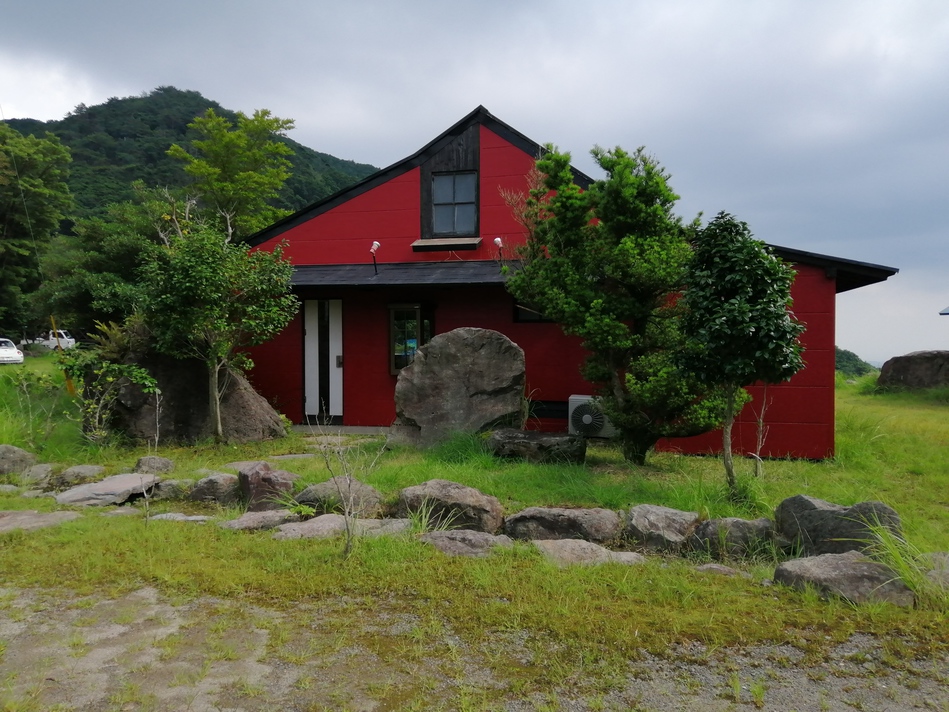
[303,299,343,421]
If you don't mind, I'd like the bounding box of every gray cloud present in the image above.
[2,0,947,362]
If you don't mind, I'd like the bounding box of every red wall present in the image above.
[659,263,836,458]
[248,124,839,459]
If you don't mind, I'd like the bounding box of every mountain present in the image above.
[3,86,378,219]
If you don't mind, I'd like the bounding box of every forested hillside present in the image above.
[3,86,378,218]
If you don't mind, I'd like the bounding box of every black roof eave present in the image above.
[247,106,594,248]
[769,245,898,293]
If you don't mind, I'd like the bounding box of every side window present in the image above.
[390,304,433,374]
[432,172,477,236]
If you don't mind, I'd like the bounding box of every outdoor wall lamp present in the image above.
[370,241,381,275]
[494,236,503,262]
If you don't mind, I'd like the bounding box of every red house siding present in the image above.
[247,106,895,460]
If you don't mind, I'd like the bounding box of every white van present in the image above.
[21,330,77,350]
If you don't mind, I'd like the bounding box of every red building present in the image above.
[247,106,896,459]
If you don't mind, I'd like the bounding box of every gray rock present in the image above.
[688,517,774,558]
[296,477,383,518]
[774,550,915,607]
[49,465,105,490]
[219,509,300,531]
[21,464,53,487]
[0,484,18,494]
[774,495,901,555]
[625,504,699,552]
[113,355,286,445]
[0,445,36,476]
[421,529,514,557]
[55,473,160,507]
[273,513,348,540]
[397,479,503,533]
[505,506,621,543]
[486,429,586,464]
[533,539,646,566]
[395,327,525,446]
[922,552,949,589]
[237,461,298,512]
[134,456,174,474]
[150,513,213,523]
[152,479,193,501]
[877,350,949,389]
[189,473,240,505]
[356,518,413,537]
[694,563,752,578]
[0,510,80,532]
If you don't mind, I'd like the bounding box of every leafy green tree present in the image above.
[139,224,298,439]
[0,124,72,332]
[507,146,726,464]
[680,212,805,494]
[167,108,295,241]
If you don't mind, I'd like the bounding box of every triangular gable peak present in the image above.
[247,106,592,248]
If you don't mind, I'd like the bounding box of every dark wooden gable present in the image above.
[419,123,480,240]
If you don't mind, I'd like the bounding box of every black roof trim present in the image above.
[769,244,898,293]
[247,106,593,247]
[292,260,508,287]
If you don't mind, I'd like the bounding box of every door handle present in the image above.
[336,355,343,368]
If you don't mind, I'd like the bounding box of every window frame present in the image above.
[389,303,434,374]
[431,171,478,238]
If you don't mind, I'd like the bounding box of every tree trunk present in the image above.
[722,387,737,496]
[621,433,656,466]
[209,359,223,441]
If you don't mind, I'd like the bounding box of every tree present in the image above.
[167,108,295,241]
[506,146,726,464]
[680,212,805,494]
[139,224,298,440]
[0,124,72,332]
[835,346,875,377]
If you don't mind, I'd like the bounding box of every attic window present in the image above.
[432,172,477,236]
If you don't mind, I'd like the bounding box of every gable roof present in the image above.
[247,106,593,247]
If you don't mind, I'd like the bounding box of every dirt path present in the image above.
[1,586,946,711]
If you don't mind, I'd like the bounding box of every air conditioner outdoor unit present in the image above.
[568,395,619,439]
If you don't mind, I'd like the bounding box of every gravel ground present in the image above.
[0,586,946,711]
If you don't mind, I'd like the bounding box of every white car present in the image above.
[0,338,24,364]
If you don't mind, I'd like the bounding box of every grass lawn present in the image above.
[0,356,947,703]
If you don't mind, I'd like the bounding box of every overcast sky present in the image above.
[2,0,947,363]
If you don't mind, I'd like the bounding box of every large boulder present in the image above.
[113,354,286,444]
[49,465,106,490]
[504,507,621,544]
[774,495,901,556]
[395,328,525,446]
[878,350,949,389]
[296,477,383,518]
[486,429,586,464]
[624,504,699,553]
[396,479,503,533]
[687,517,774,558]
[774,550,915,607]
[237,461,298,512]
[0,445,36,476]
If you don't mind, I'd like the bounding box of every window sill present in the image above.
[411,237,482,252]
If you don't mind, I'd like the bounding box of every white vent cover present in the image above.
[568,395,618,438]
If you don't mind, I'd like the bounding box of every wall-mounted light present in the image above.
[370,241,381,274]
[493,236,504,264]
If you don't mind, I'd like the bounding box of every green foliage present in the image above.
[0,123,73,332]
[59,347,157,444]
[4,87,377,221]
[835,346,875,377]
[167,108,295,241]
[139,224,298,438]
[506,146,725,463]
[681,212,805,493]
